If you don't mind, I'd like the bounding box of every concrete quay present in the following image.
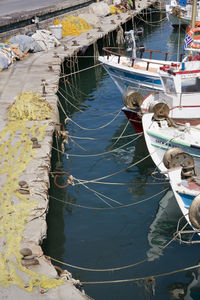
[0,0,159,299]
[0,0,94,40]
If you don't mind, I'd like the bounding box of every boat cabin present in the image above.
[159,59,200,94]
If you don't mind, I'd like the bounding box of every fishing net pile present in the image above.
[110,0,134,14]
[54,15,93,36]
[7,91,52,121]
[0,120,63,291]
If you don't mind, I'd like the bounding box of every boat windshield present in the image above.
[181,76,200,93]
[161,77,176,94]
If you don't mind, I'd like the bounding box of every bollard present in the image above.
[41,79,47,96]
[48,65,53,72]
[72,40,79,46]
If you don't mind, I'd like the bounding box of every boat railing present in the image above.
[102,47,184,70]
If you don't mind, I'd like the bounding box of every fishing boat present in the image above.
[98,29,184,93]
[168,162,200,236]
[166,0,200,27]
[122,0,200,132]
[122,46,200,132]
[142,110,200,236]
[142,111,200,175]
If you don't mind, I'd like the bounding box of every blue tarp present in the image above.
[179,0,187,6]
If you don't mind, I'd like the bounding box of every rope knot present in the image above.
[65,117,70,124]
[68,175,75,186]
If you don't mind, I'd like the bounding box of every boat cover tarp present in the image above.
[8,35,43,53]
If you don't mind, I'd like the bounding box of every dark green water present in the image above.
[43,12,200,300]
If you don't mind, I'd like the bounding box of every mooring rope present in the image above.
[68,132,142,141]
[68,135,88,152]
[57,133,142,157]
[53,132,177,185]
[57,89,84,113]
[60,63,103,79]
[65,110,122,131]
[73,150,150,183]
[59,83,122,118]
[81,263,200,285]
[136,14,168,25]
[78,180,123,207]
[45,219,186,274]
[109,120,130,148]
[75,180,168,185]
[57,97,123,132]
[50,187,168,210]
[46,62,103,85]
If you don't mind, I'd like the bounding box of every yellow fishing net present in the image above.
[55,15,92,36]
[7,91,52,121]
[0,119,63,291]
[110,6,124,14]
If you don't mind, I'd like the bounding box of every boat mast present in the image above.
[189,0,197,56]
[191,0,197,28]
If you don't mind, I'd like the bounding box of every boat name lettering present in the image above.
[155,139,173,147]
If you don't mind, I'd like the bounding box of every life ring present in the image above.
[189,195,200,229]
[186,22,200,40]
[187,27,200,48]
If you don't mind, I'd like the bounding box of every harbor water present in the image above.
[43,12,200,300]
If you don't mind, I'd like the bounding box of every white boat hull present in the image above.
[168,167,200,236]
[142,113,200,175]
[141,91,200,125]
[98,56,177,94]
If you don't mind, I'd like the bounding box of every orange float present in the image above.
[187,27,200,49]
[186,22,200,40]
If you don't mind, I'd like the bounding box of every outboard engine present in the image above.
[124,28,144,58]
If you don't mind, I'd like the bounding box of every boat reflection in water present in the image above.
[147,190,181,261]
[168,262,200,299]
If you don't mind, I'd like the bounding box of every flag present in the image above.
[184,34,193,49]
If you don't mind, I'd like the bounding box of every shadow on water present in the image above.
[43,9,200,300]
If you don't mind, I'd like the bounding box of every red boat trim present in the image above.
[170,105,200,110]
[175,69,200,75]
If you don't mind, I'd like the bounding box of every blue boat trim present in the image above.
[106,65,162,86]
[178,192,194,209]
